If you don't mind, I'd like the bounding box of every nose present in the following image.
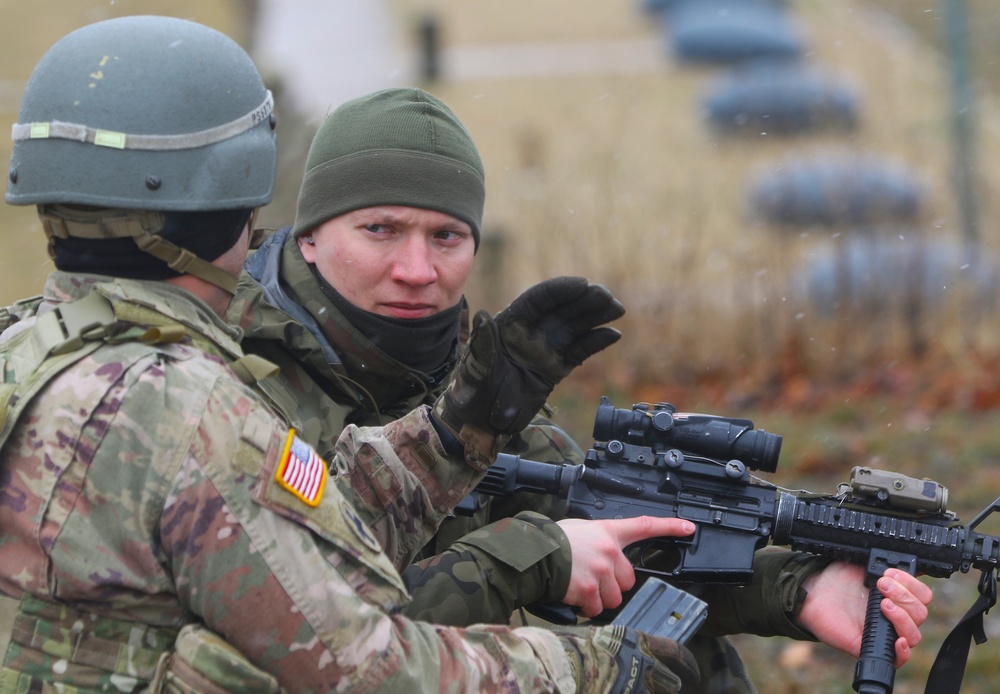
[390,235,437,286]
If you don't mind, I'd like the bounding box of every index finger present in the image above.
[883,568,934,605]
[608,515,696,548]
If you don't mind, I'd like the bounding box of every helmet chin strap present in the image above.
[38,204,242,296]
[132,233,239,296]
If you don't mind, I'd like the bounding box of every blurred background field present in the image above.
[4,1,1000,691]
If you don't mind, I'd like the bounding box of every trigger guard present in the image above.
[626,537,691,579]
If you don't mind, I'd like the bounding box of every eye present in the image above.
[361,227,396,241]
[435,229,469,245]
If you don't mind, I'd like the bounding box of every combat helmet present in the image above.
[6,15,277,293]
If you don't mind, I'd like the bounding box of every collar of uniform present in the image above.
[44,271,244,360]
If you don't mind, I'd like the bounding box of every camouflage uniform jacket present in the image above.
[228,228,579,626]
[0,272,585,692]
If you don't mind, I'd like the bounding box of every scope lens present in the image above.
[735,429,781,473]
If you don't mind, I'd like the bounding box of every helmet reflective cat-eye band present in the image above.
[12,92,274,152]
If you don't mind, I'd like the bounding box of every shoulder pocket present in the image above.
[250,426,409,603]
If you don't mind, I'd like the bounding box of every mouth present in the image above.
[381,303,436,319]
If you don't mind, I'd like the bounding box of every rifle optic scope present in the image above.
[592,396,782,473]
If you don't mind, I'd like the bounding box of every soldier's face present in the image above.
[299,205,475,319]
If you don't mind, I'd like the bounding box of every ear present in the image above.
[298,234,317,262]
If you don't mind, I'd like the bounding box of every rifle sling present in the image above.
[923,569,997,694]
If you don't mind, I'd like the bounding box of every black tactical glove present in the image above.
[554,624,700,694]
[434,276,624,470]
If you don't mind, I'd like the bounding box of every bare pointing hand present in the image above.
[559,516,696,617]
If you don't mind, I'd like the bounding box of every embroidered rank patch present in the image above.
[276,430,327,507]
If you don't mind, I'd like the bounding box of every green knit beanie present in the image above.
[292,87,485,249]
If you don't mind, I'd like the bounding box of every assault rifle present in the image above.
[461,396,1000,694]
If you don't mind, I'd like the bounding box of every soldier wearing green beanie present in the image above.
[231,85,692,631]
[227,87,932,694]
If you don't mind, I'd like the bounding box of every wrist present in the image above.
[428,411,464,458]
[432,395,509,471]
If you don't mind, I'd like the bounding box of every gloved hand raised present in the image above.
[554,624,700,694]
[434,276,624,470]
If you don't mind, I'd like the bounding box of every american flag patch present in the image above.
[276,430,327,507]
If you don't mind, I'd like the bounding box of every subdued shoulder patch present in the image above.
[340,498,383,553]
[275,429,327,507]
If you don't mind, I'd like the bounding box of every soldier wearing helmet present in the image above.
[6,13,276,307]
[0,15,714,694]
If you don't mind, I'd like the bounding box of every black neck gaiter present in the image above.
[51,208,252,278]
[308,263,462,376]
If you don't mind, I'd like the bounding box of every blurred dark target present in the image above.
[666,0,805,65]
[749,152,926,228]
[797,234,998,315]
[703,61,860,136]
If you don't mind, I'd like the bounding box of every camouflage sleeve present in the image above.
[401,511,572,625]
[168,377,583,692]
[397,413,584,626]
[695,547,832,640]
[328,405,488,569]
